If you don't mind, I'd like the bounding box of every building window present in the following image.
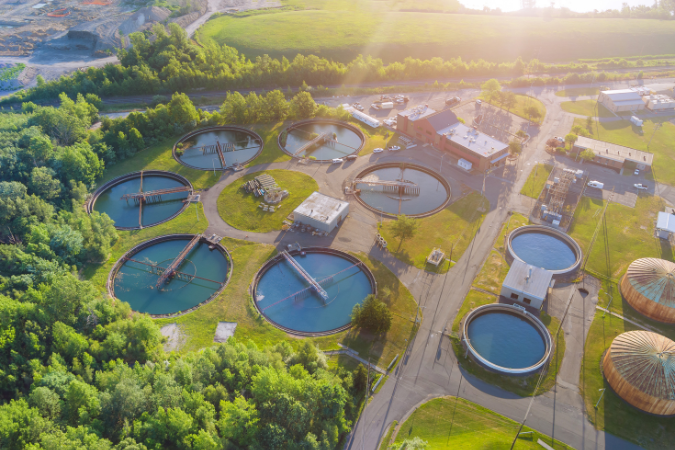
[510,293,519,300]
[523,298,532,305]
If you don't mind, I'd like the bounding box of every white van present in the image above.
[587,181,604,189]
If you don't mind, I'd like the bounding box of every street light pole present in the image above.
[648,123,662,149]
[595,389,606,409]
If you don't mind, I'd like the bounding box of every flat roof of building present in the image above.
[601,89,644,101]
[293,192,349,224]
[426,109,459,132]
[503,260,553,300]
[657,212,675,233]
[437,122,508,159]
[342,104,381,127]
[398,105,437,122]
[574,136,653,166]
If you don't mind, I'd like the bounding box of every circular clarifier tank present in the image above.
[109,234,231,317]
[88,171,192,230]
[507,225,582,275]
[252,248,375,335]
[280,119,364,161]
[175,126,263,170]
[462,304,552,375]
[353,163,451,217]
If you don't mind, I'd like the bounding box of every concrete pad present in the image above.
[160,323,185,352]
[214,322,237,343]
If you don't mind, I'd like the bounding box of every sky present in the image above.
[461,0,652,12]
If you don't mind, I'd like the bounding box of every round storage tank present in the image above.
[279,119,364,161]
[620,258,675,324]
[506,225,582,275]
[461,304,553,375]
[603,330,675,416]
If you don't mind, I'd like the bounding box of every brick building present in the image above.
[397,106,509,171]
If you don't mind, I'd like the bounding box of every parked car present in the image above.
[475,99,482,105]
[373,148,384,153]
[445,96,461,106]
[587,181,604,189]
[371,104,380,110]
[553,136,565,143]
[388,145,402,151]
[634,169,640,175]
[332,158,343,164]
[346,154,358,161]
[634,183,648,190]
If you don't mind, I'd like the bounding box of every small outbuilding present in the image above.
[603,330,675,416]
[500,260,553,310]
[292,192,349,233]
[620,258,675,323]
[656,212,675,240]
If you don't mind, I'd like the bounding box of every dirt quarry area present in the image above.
[0,0,207,57]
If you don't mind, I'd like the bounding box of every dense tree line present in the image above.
[2,23,663,107]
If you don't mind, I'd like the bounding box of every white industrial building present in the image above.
[341,104,380,128]
[500,260,554,310]
[643,94,675,112]
[656,211,675,240]
[292,192,349,233]
[598,89,646,113]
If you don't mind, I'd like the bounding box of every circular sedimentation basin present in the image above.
[352,163,451,218]
[87,170,193,230]
[279,119,365,161]
[461,304,552,375]
[251,247,376,336]
[174,126,263,171]
[507,225,582,275]
[108,234,232,318]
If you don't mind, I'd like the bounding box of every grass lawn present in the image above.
[555,87,601,97]
[216,169,318,232]
[568,196,673,280]
[495,213,530,253]
[388,397,574,449]
[356,122,401,155]
[378,421,397,450]
[379,192,489,273]
[571,117,675,184]
[561,100,615,118]
[198,1,675,64]
[248,122,292,166]
[479,93,546,125]
[520,163,552,199]
[451,312,565,397]
[580,314,675,450]
[471,251,510,296]
[97,138,221,191]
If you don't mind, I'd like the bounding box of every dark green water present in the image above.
[284,123,361,160]
[356,167,449,215]
[180,130,261,169]
[468,312,546,369]
[114,239,229,315]
[93,175,189,228]
[255,252,372,333]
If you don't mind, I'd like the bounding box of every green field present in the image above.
[520,163,552,198]
[568,196,673,280]
[561,100,615,118]
[479,93,547,125]
[386,397,574,449]
[199,1,675,63]
[217,169,318,232]
[379,192,488,273]
[571,117,675,184]
[581,315,675,450]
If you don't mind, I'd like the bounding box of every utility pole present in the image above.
[648,123,662,149]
